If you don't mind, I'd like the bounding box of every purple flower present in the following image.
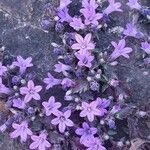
[90,81,99,91]
[51,110,74,133]
[107,118,116,129]
[0,78,10,94]
[110,104,121,114]
[84,12,103,26]
[61,78,75,88]
[110,39,133,60]
[20,80,42,103]
[109,79,119,87]
[30,132,51,150]
[13,98,26,109]
[58,8,72,23]
[69,17,85,31]
[103,0,122,15]
[0,63,7,76]
[59,0,72,10]
[44,72,61,89]
[13,56,33,74]
[10,121,32,142]
[126,0,141,10]
[71,33,95,52]
[75,51,94,68]
[54,61,71,73]
[144,57,150,64]
[75,122,97,144]
[96,97,110,116]
[141,41,150,54]
[80,0,102,26]
[80,101,101,122]
[81,0,98,10]
[123,23,138,37]
[42,96,61,116]
[84,138,106,150]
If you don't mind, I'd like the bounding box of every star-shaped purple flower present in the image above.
[96,97,110,116]
[0,62,7,76]
[110,104,121,114]
[54,61,71,73]
[13,56,33,74]
[0,77,10,95]
[20,80,42,103]
[71,33,95,52]
[58,8,72,23]
[42,96,61,116]
[13,98,26,109]
[75,122,97,144]
[69,17,85,31]
[10,121,32,142]
[58,0,72,10]
[51,110,74,133]
[44,72,61,89]
[141,41,150,54]
[110,39,133,60]
[126,0,141,10]
[30,132,51,150]
[84,137,106,150]
[80,101,101,122]
[75,51,94,68]
[103,0,122,15]
[61,78,75,89]
[123,23,138,38]
[80,0,103,26]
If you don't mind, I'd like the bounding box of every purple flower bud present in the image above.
[41,19,53,30]
[141,8,150,16]
[5,99,13,108]
[64,32,75,47]
[5,117,14,127]
[27,107,35,115]
[63,55,73,65]
[0,124,7,132]
[75,69,83,78]
[12,76,21,84]
[53,47,64,55]
[108,119,116,129]
[90,81,99,91]
[135,32,143,39]
[55,22,64,33]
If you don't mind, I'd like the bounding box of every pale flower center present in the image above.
[29,89,35,95]
[87,107,92,112]
[60,116,66,121]
[81,44,86,49]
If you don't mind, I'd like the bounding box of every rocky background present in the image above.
[0,0,150,149]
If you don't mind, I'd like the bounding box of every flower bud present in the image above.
[15,93,19,97]
[31,116,35,121]
[100,120,105,125]
[54,16,59,21]
[75,98,80,102]
[103,134,109,140]
[21,79,26,85]
[76,105,82,110]
[125,140,130,146]
[95,74,101,79]
[117,141,124,147]
[87,76,92,81]
[13,86,18,90]
[138,111,146,117]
